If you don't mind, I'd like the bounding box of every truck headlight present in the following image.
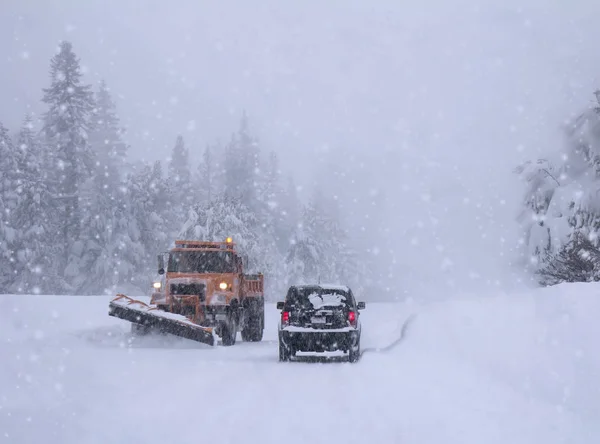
[153,282,162,289]
[219,282,228,290]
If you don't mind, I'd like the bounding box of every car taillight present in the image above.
[348,311,357,327]
[281,311,290,326]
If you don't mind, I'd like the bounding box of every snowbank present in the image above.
[409,282,600,428]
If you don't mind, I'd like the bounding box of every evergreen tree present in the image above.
[516,90,600,284]
[70,82,133,294]
[285,227,327,287]
[179,195,263,271]
[279,175,301,248]
[41,40,95,283]
[285,202,332,286]
[563,90,600,178]
[222,112,260,210]
[179,194,284,298]
[284,192,364,292]
[197,143,217,203]
[0,122,19,290]
[537,231,600,285]
[10,115,62,293]
[260,151,285,246]
[223,133,239,199]
[238,111,261,208]
[123,161,172,291]
[168,134,193,219]
[514,158,562,268]
[89,79,129,184]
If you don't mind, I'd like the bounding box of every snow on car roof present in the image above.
[308,292,347,308]
[295,283,349,290]
[318,283,350,291]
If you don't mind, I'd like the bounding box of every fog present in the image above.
[3,0,600,299]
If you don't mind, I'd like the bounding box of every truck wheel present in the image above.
[241,312,264,342]
[220,316,237,346]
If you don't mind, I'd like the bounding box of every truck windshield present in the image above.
[167,251,236,273]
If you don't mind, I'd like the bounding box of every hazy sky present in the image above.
[3,0,600,297]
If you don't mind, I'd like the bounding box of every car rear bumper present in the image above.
[279,328,359,353]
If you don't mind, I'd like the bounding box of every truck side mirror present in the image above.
[276,301,285,310]
[158,254,165,275]
[357,301,366,310]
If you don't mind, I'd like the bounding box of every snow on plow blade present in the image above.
[108,294,216,346]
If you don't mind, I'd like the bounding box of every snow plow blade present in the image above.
[108,294,216,346]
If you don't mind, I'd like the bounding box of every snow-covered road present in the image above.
[1,283,599,443]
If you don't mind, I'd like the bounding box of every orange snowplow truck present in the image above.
[108,237,264,346]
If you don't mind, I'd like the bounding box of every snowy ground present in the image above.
[1,283,599,443]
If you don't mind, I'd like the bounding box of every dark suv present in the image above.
[277,284,366,363]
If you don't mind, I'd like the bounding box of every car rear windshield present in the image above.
[285,287,352,310]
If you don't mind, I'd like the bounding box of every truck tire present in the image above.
[220,316,237,346]
[241,312,264,342]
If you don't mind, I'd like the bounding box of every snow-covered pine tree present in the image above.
[178,194,282,297]
[260,151,285,248]
[253,150,287,297]
[284,226,327,287]
[168,134,194,222]
[284,188,365,292]
[224,116,288,291]
[514,158,562,269]
[279,175,301,248]
[89,80,128,184]
[197,143,218,204]
[222,112,261,210]
[537,231,600,285]
[238,111,261,210]
[516,91,600,284]
[70,81,135,294]
[0,121,19,291]
[123,160,172,291]
[284,201,333,286]
[564,90,600,178]
[41,41,95,287]
[9,115,62,293]
[179,195,259,268]
[223,133,240,199]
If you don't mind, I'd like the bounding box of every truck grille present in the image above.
[170,283,206,301]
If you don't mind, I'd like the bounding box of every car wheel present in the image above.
[348,338,360,363]
[279,338,291,362]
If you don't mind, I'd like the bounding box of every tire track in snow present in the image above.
[360,313,417,357]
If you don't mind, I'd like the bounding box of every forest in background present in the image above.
[0,41,378,299]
